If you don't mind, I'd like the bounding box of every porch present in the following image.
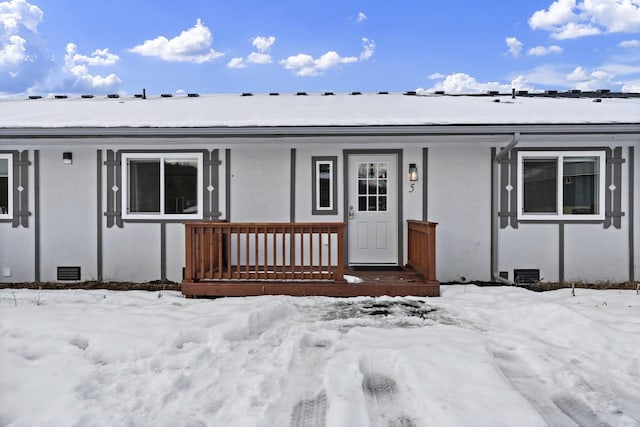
[181,220,439,298]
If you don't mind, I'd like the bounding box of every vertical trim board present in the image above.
[34,150,40,282]
[97,150,103,281]
[290,148,296,223]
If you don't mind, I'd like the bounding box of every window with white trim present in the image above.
[0,153,12,219]
[122,153,203,220]
[517,151,605,221]
[312,157,337,215]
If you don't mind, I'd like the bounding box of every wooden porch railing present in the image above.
[184,222,346,283]
[407,220,438,282]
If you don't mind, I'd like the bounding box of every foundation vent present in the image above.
[57,266,81,281]
[514,269,540,284]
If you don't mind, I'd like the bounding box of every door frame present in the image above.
[343,149,404,266]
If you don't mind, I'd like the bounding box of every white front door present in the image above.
[347,154,398,265]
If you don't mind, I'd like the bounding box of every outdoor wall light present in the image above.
[408,163,418,181]
[63,152,72,165]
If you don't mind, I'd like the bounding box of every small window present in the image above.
[517,151,605,221]
[357,162,388,212]
[0,154,12,219]
[122,153,203,220]
[312,156,337,215]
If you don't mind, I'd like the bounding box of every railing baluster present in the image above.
[184,222,346,283]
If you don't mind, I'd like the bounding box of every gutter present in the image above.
[491,133,519,285]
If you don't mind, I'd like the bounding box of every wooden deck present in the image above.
[182,267,440,298]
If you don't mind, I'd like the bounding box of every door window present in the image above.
[357,162,388,212]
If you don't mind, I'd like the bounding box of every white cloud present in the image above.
[359,37,375,60]
[357,12,367,23]
[529,0,640,39]
[619,39,640,48]
[65,42,119,66]
[621,80,640,91]
[252,35,275,53]
[281,51,357,76]
[281,38,373,76]
[566,65,614,90]
[227,35,275,69]
[227,57,246,69]
[247,51,272,65]
[505,37,523,58]
[61,43,121,92]
[0,34,25,66]
[428,73,445,80]
[417,72,534,94]
[128,19,223,63]
[0,0,54,93]
[0,0,42,32]
[527,45,563,56]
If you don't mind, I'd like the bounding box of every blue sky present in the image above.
[1,0,639,96]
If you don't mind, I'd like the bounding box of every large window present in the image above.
[0,154,12,219]
[122,153,203,219]
[517,151,605,221]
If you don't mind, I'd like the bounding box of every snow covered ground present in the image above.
[1,285,639,427]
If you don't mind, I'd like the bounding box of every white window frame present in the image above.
[121,152,203,220]
[315,160,334,212]
[0,153,12,220]
[517,150,606,221]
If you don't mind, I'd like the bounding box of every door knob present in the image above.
[348,205,355,220]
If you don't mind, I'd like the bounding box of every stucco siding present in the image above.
[103,223,161,282]
[499,224,560,283]
[39,148,97,281]
[230,146,291,222]
[564,225,627,283]
[428,145,491,282]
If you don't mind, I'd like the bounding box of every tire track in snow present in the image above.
[491,346,622,427]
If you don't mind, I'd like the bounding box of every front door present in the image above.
[347,154,398,265]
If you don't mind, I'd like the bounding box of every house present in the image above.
[0,91,638,296]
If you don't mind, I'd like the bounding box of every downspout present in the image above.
[492,133,519,285]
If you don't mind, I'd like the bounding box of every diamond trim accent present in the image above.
[207,185,214,192]
[505,184,513,192]
[17,185,24,192]
[112,185,119,193]
[608,184,616,192]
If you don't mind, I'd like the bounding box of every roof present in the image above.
[0,92,639,129]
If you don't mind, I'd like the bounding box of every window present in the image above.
[517,151,605,221]
[122,153,203,219]
[357,162,388,212]
[0,154,12,219]
[312,157,337,215]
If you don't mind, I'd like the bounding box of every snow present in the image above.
[1,286,639,427]
[0,93,638,128]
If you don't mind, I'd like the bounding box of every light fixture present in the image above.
[408,163,418,181]
[63,152,72,165]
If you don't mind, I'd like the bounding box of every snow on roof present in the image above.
[0,92,639,128]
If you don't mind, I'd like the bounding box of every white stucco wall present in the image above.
[229,146,291,222]
[165,223,186,283]
[564,225,627,283]
[428,145,491,282]
[39,148,97,281]
[499,224,560,283]
[103,223,161,282]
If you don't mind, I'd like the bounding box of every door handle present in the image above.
[348,205,356,220]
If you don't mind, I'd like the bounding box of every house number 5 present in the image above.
[409,184,415,193]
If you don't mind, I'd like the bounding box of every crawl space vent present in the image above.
[57,266,81,281]
[513,269,540,284]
